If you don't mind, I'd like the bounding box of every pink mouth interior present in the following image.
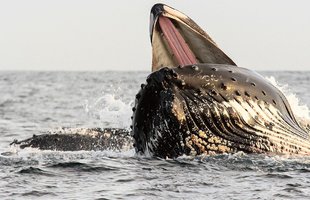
[158,16,197,66]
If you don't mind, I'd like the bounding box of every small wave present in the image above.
[18,166,54,177]
[0,155,39,166]
[46,161,118,172]
[171,152,310,173]
[21,190,56,197]
[1,146,136,168]
[263,173,293,179]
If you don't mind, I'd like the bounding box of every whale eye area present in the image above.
[231,77,237,82]
[250,82,256,86]
[211,67,217,71]
[262,90,266,96]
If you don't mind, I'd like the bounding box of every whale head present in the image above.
[131,4,310,158]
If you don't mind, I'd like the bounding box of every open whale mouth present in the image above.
[150,4,236,71]
[131,4,310,158]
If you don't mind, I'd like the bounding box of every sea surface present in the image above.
[0,71,310,200]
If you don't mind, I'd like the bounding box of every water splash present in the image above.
[1,145,135,164]
[266,76,310,121]
[98,94,133,128]
[85,93,133,128]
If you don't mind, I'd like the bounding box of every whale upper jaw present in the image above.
[150,3,236,72]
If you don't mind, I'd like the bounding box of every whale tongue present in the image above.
[158,16,197,66]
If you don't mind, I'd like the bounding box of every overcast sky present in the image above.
[0,0,309,71]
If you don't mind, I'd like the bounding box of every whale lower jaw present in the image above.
[178,97,310,156]
[140,94,310,157]
[132,65,310,158]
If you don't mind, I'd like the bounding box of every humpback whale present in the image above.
[10,4,310,158]
[132,4,310,157]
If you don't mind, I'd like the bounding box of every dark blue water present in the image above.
[0,71,310,199]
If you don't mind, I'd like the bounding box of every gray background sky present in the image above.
[0,0,309,71]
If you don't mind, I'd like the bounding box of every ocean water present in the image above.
[0,70,310,199]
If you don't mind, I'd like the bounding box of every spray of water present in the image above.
[266,76,310,121]
[85,93,133,129]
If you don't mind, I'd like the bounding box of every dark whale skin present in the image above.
[132,64,310,158]
[10,128,132,152]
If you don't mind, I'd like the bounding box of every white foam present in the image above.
[2,145,135,161]
[266,76,310,120]
[85,93,133,128]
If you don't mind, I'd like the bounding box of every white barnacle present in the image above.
[171,97,186,122]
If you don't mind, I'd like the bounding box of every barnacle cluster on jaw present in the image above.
[171,97,186,123]
[184,129,234,155]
